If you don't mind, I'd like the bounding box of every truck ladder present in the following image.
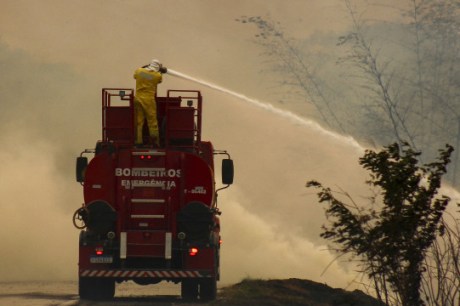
[121,149,173,260]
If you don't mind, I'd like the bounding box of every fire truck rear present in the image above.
[73,88,234,300]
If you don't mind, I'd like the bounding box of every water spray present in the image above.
[167,68,364,152]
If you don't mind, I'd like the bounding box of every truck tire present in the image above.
[79,277,115,300]
[200,277,217,300]
[181,279,199,300]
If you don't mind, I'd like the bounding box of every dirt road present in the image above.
[0,281,205,306]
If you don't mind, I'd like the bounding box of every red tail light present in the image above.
[95,247,104,256]
[188,247,199,256]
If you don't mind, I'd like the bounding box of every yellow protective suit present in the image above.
[133,67,163,145]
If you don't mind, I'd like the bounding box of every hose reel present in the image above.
[72,201,117,234]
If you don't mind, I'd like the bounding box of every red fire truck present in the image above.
[73,88,234,300]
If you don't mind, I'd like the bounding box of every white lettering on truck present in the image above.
[115,168,180,190]
[115,168,181,178]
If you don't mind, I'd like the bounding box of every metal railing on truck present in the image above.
[163,90,202,150]
[101,88,203,150]
[102,88,135,145]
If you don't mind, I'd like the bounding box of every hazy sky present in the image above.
[0,0,422,287]
[1,1,354,91]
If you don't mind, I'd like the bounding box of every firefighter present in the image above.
[133,59,167,147]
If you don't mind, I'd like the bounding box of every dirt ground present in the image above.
[0,279,383,306]
[0,281,198,306]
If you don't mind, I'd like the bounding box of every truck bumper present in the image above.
[79,269,212,279]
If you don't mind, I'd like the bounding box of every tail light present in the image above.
[95,247,104,256]
[188,247,199,256]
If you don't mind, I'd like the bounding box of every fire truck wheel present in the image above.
[79,277,115,300]
[181,279,199,300]
[200,277,217,301]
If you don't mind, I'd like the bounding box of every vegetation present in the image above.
[237,2,460,304]
[307,143,457,306]
[237,0,460,185]
[212,278,383,306]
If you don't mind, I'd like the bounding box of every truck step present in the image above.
[120,230,172,259]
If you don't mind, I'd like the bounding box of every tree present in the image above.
[421,212,460,306]
[238,1,460,185]
[235,16,346,133]
[407,0,460,184]
[338,1,418,149]
[320,0,460,182]
[307,143,454,306]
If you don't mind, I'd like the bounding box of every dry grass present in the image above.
[211,278,385,306]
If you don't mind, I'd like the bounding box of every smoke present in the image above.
[0,42,95,281]
[201,87,368,236]
[177,82,367,288]
[165,69,369,286]
[219,188,356,287]
[0,43,368,286]
[0,131,78,281]
[1,40,456,292]
[0,40,368,285]
[173,71,460,288]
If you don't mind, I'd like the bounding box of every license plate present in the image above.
[90,256,113,264]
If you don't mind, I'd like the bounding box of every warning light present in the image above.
[95,247,104,256]
[188,247,199,256]
[140,155,152,160]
